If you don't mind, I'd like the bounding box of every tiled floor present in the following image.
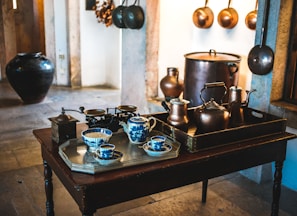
[0,80,297,216]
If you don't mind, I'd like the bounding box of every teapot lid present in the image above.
[129,116,147,122]
[204,98,226,110]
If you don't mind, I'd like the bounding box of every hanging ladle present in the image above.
[247,0,274,75]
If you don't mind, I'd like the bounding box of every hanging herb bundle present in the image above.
[95,0,115,27]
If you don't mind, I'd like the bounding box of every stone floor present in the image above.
[0,80,297,216]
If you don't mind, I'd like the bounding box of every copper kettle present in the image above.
[194,82,229,133]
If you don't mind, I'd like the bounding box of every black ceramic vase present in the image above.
[5,52,55,104]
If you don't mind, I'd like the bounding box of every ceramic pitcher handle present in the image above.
[148,117,157,132]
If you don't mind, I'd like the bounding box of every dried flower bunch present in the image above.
[95,0,115,27]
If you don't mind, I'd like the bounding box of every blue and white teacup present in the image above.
[150,135,166,151]
[97,143,115,159]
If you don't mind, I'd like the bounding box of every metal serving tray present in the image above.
[59,130,181,174]
[152,107,287,153]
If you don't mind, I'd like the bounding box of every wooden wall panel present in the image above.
[146,0,160,98]
[0,0,45,79]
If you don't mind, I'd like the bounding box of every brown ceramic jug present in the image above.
[160,67,184,102]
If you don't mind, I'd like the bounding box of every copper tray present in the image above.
[58,130,181,174]
[152,107,287,153]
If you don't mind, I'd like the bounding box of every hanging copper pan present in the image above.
[192,0,214,29]
[217,0,238,29]
[245,0,258,30]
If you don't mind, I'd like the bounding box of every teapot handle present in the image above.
[148,117,157,132]
[200,82,227,104]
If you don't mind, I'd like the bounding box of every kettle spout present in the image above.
[243,89,256,107]
[119,121,128,133]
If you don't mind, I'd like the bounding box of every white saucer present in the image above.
[93,151,123,166]
[143,141,172,157]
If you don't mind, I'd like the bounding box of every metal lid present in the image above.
[185,49,241,62]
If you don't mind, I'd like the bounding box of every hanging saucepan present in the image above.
[192,0,214,29]
[245,0,258,30]
[217,0,238,29]
[112,0,127,28]
[123,0,145,29]
[247,0,274,75]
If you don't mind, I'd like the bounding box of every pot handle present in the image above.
[200,82,227,104]
[227,62,239,78]
[208,49,216,56]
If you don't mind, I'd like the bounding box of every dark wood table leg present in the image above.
[202,179,208,203]
[271,160,284,216]
[44,160,54,216]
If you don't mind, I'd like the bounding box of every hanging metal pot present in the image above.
[123,0,145,29]
[217,0,238,29]
[245,0,258,30]
[192,0,214,29]
[247,0,274,75]
[112,0,127,28]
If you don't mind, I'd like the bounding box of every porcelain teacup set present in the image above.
[82,115,172,165]
[120,116,173,156]
[81,128,123,165]
[93,143,123,166]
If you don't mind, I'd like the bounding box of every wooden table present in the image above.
[33,124,296,216]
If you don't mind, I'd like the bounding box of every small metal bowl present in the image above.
[117,105,137,112]
[84,109,105,117]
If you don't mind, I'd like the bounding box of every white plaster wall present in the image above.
[43,0,56,81]
[44,0,121,88]
[80,0,121,88]
[53,0,69,86]
[158,0,256,97]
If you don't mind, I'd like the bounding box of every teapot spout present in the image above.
[119,121,128,134]
[243,89,256,107]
